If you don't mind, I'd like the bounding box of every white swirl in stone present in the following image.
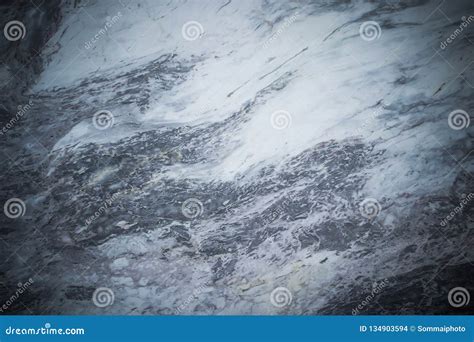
[359,198,381,219]
[270,287,292,308]
[448,109,470,130]
[271,110,292,130]
[4,20,26,41]
[448,287,470,308]
[182,198,204,219]
[4,198,26,219]
[92,110,114,130]
[181,21,204,41]
[359,21,382,41]
[92,287,115,308]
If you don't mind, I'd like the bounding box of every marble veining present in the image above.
[0,0,473,314]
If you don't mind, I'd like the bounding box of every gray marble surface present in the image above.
[0,0,473,314]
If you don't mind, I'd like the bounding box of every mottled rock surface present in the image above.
[1,0,473,315]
